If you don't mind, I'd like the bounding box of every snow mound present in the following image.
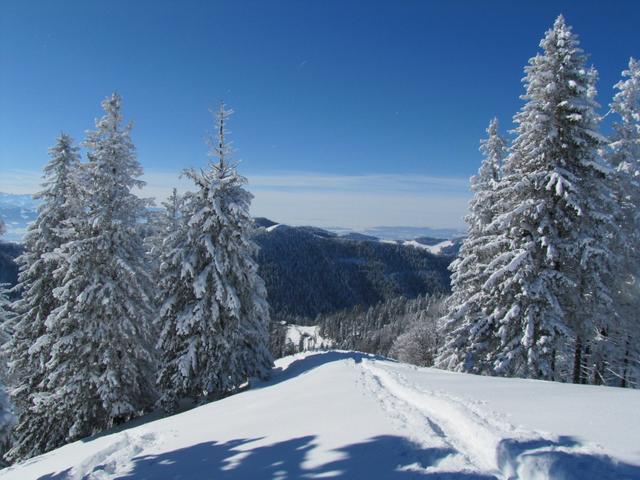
[2,351,639,479]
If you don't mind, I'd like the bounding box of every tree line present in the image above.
[0,97,272,461]
[269,294,446,362]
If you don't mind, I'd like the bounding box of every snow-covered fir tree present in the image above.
[437,118,508,373]
[8,94,157,460]
[439,16,619,382]
[156,104,272,412]
[144,188,184,293]
[0,285,16,454]
[0,228,16,454]
[7,134,82,422]
[609,58,640,177]
[162,188,183,233]
[147,188,183,260]
[606,57,640,387]
[464,16,618,382]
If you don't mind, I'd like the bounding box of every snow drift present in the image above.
[2,351,639,479]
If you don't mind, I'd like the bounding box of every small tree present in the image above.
[145,188,184,276]
[157,104,272,412]
[438,118,507,373]
[391,299,446,367]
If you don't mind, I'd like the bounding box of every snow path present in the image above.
[357,359,640,480]
[2,351,639,479]
[359,360,498,475]
[356,360,483,476]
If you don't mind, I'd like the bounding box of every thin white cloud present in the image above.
[0,168,471,229]
[142,170,472,229]
[0,169,43,194]
[246,172,470,193]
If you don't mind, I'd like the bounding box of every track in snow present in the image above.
[356,359,638,480]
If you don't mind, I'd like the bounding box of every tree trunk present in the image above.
[621,336,630,388]
[573,336,583,384]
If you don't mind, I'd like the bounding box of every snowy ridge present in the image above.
[2,351,639,479]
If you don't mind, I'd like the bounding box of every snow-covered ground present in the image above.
[3,351,639,479]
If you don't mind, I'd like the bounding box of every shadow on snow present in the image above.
[497,436,640,480]
[34,352,640,479]
[36,433,640,479]
[38,435,494,480]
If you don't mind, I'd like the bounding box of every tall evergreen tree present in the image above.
[157,104,272,412]
[440,16,618,383]
[8,94,157,460]
[7,134,82,425]
[438,119,508,373]
[484,16,617,381]
[606,57,640,387]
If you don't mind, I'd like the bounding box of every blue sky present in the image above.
[1,1,638,229]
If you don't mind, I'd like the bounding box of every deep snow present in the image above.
[2,351,639,479]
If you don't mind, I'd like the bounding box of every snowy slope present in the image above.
[2,351,639,479]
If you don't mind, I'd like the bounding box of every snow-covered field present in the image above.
[3,351,639,479]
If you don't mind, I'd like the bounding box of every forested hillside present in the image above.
[255,225,451,318]
[0,225,453,319]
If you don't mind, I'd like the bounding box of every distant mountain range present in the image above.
[253,221,457,319]
[0,192,39,242]
[0,199,461,318]
[327,225,466,241]
[0,192,465,243]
